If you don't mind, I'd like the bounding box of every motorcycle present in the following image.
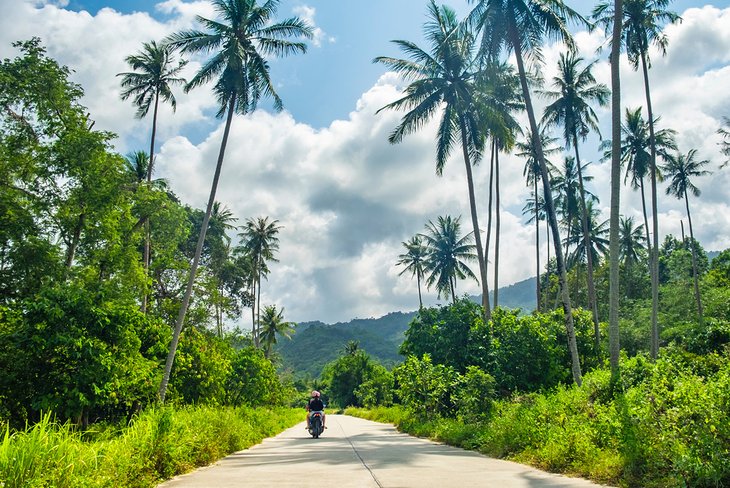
[308,410,324,438]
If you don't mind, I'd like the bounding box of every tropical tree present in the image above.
[518,128,559,311]
[553,156,597,264]
[119,42,186,313]
[397,235,428,308]
[240,216,282,346]
[593,0,681,360]
[157,0,312,402]
[718,116,730,168]
[540,52,609,343]
[420,215,478,304]
[663,149,711,322]
[467,0,586,385]
[259,305,295,358]
[375,1,492,321]
[618,216,646,267]
[566,201,609,269]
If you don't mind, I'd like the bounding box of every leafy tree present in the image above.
[158,0,312,402]
[321,346,383,408]
[375,1,492,321]
[541,52,609,342]
[468,0,586,385]
[420,216,478,303]
[397,235,428,308]
[593,0,681,360]
[663,149,711,322]
[354,363,395,408]
[394,354,457,419]
[226,346,285,406]
[259,304,295,358]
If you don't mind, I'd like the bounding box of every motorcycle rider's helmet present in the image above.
[311,390,320,398]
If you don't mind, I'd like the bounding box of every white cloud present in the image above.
[292,5,333,48]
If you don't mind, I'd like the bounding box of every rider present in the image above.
[306,390,326,429]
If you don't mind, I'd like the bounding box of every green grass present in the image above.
[0,406,301,488]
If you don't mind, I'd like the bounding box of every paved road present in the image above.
[158,414,611,488]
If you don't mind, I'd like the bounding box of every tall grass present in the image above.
[0,406,301,488]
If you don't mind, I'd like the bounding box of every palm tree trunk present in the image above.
[158,95,236,403]
[494,145,501,309]
[609,2,622,375]
[417,271,423,309]
[142,89,160,314]
[510,24,581,385]
[459,116,491,322]
[534,176,541,312]
[573,133,600,351]
[684,192,704,322]
[485,141,495,309]
[256,270,262,347]
[65,212,85,270]
[642,52,660,361]
[639,178,651,249]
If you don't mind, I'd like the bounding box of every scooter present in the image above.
[308,411,324,438]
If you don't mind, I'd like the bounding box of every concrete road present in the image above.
[158,414,611,488]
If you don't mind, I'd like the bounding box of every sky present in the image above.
[2,0,730,325]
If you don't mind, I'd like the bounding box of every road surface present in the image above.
[158,414,611,488]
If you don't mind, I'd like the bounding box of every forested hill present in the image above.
[276,276,538,378]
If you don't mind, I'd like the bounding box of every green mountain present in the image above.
[275,277,537,378]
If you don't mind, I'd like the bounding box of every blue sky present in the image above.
[3,0,730,324]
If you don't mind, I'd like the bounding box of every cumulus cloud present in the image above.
[292,5,334,48]
[2,1,729,323]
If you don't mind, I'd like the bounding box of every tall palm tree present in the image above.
[259,304,295,359]
[566,201,609,269]
[540,52,609,345]
[718,116,730,168]
[608,0,624,377]
[518,128,559,311]
[603,108,676,247]
[157,0,312,402]
[397,235,428,309]
[593,0,681,360]
[467,0,586,385]
[663,149,710,322]
[375,1,492,322]
[240,216,282,346]
[553,156,597,264]
[420,215,478,303]
[119,42,186,313]
[618,216,646,267]
[125,151,150,184]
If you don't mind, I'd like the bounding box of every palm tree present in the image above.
[397,235,428,308]
[375,2,492,322]
[718,116,730,168]
[157,0,312,402]
[608,0,624,378]
[566,201,609,269]
[518,128,559,311]
[467,0,586,385]
[420,215,478,303]
[540,52,609,345]
[553,156,597,265]
[118,42,186,313]
[207,202,237,336]
[618,216,646,267]
[604,108,676,247]
[240,216,282,347]
[663,149,710,322]
[125,151,150,184]
[593,0,681,360]
[259,304,295,358]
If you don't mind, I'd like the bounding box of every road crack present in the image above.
[337,419,384,488]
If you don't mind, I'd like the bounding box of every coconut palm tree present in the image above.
[553,156,597,265]
[259,305,295,358]
[375,1,492,322]
[718,116,730,168]
[397,235,428,309]
[118,42,186,313]
[608,0,624,377]
[566,201,609,269]
[420,215,478,304]
[663,149,710,322]
[618,216,646,267]
[157,0,312,402]
[540,52,609,344]
[240,216,282,346]
[518,128,559,311]
[593,0,681,360]
[467,0,587,385]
